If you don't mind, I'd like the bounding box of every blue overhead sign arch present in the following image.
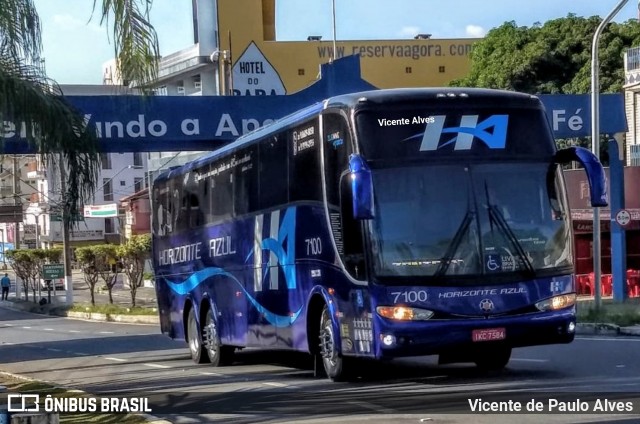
[0,55,627,153]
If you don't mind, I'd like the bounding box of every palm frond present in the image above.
[0,54,100,225]
[95,0,159,91]
[0,0,41,63]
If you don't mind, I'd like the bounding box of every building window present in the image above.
[405,67,412,74]
[134,177,143,192]
[133,152,143,167]
[439,66,446,73]
[631,145,640,166]
[100,153,111,170]
[103,178,113,201]
[120,180,126,186]
[298,68,305,76]
[105,218,114,234]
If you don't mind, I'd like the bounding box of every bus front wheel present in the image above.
[203,308,235,366]
[474,347,512,371]
[187,308,209,364]
[319,305,347,381]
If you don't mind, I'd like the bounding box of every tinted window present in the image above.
[259,134,288,209]
[290,119,322,202]
[356,106,555,162]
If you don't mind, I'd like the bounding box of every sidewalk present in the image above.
[0,269,159,325]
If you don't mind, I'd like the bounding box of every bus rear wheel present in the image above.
[474,346,512,371]
[203,308,235,366]
[187,308,209,364]
[319,305,347,381]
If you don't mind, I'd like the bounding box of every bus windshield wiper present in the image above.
[486,204,536,276]
[435,210,475,276]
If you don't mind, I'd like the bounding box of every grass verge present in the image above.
[68,304,157,316]
[576,297,640,326]
[0,373,148,423]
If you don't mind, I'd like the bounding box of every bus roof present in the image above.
[154,88,541,184]
[325,87,541,110]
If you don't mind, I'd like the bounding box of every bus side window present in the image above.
[340,172,365,279]
[259,134,288,210]
[290,119,322,202]
[323,112,365,279]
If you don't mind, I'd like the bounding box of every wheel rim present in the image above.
[188,314,199,355]
[203,313,219,360]
[320,316,338,368]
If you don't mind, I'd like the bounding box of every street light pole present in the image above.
[591,0,629,311]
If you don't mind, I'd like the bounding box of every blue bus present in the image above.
[151,88,607,381]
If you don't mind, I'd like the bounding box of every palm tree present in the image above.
[0,0,159,221]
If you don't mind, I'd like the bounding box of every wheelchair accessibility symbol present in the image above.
[485,254,502,272]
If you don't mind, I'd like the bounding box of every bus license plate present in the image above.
[472,328,506,342]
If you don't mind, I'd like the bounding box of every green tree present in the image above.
[93,244,120,304]
[0,0,160,221]
[75,246,101,306]
[117,234,151,307]
[450,15,640,160]
[450,15,640,94]
[5,249,35,301]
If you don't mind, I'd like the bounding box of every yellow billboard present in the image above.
[218,0,478,95]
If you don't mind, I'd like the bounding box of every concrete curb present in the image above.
[576,322,640,336]
[0,300,159,325]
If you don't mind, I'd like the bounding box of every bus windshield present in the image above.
[369,162,572,280]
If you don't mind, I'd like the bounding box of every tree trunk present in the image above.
[108,287,114,304]
[90,287,95,306]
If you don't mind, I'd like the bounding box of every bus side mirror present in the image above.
[349,154,375,219]
[554,146,608,207]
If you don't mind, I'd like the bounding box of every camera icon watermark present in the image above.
[7,394,40,412]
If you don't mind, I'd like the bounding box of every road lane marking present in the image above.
[511,358,549,363]
[99,331,114,334]
[43,328,54,331]
[104,357,128,362]
[262,382,288,388]
[577,337,640,342]
[346,400,396,414]
[22,326,31,329]
[199,372,225,377]
[3,342,14,345]
[143,363,171,369]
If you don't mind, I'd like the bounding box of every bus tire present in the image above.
[474,347,512,371]
[203,308,235,366]
[319,305,347,381]
[187,307,209,364]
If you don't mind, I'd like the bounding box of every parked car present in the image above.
[40,279,65,291]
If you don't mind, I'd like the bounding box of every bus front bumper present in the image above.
[373,309,576,359]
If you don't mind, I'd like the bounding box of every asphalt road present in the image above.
[1,306,640,424]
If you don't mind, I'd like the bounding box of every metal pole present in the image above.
[12,156,20,250]
[591,0,629,311]
[331,0,337,61]
[58,155,74,305]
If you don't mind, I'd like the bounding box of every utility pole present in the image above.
[590,0,629,311]
[58,154,74,304]
[12,156,21,249]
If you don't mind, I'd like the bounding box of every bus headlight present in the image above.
[376,306,434,321]
[535,294,577,311]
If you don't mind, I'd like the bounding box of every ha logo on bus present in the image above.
[408,115,509,151]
